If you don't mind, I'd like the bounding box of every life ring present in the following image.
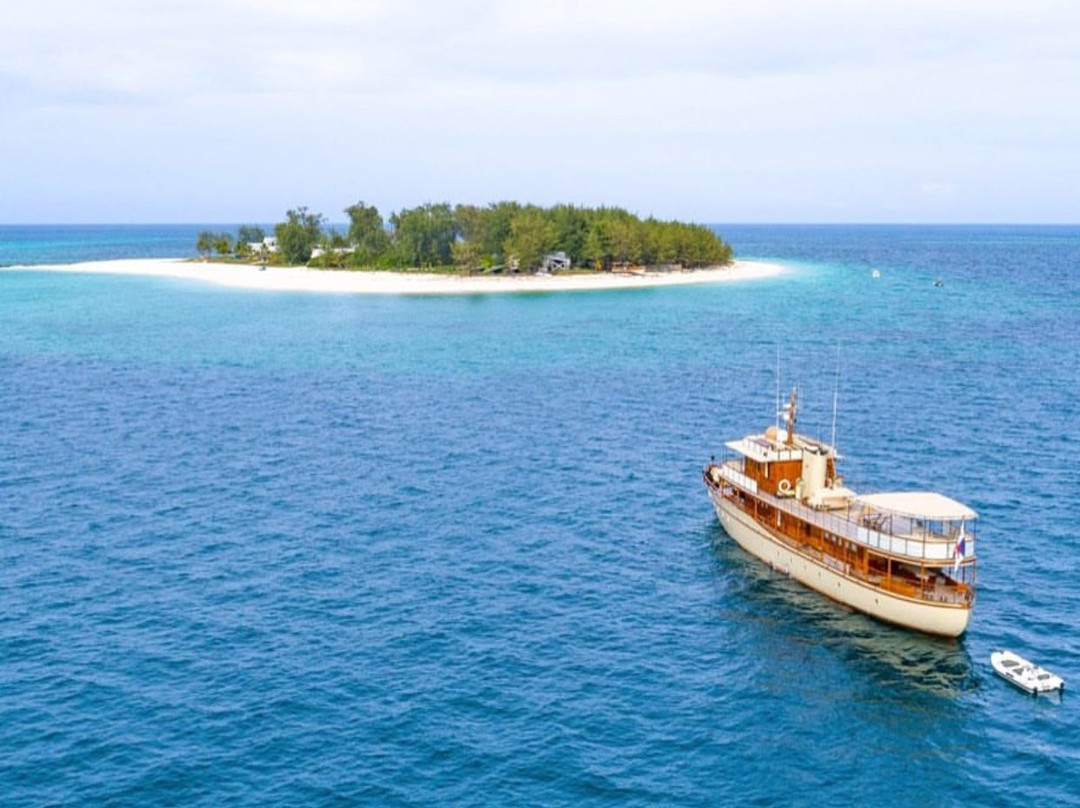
[778,479,792,495]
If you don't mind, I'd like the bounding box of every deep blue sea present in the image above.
[1,225,1078,807]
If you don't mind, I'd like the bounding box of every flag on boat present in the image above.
[952,531,967,574]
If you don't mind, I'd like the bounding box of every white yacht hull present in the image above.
[709,489,970,638]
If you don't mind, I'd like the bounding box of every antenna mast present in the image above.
[830,345,841,451]
[786,387,798,446]
[775,344,781,433]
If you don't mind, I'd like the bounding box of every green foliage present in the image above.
[345,203,385,247]
[503,206,555,271]
[452,204,490,265]
[451,238,485,272]
[196,230,235,259]
[212,233,234,257]
[238,201,733,271]
[274,207,325,265]
[237,225,266,245]
[550,205,589,264]
[196,231,214,259]
[389,203,457,268]
[581,213,613,271]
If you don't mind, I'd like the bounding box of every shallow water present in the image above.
[1,225,1078,806]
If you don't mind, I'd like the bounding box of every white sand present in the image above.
[5,258,787,295]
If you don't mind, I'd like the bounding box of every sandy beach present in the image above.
[5,257,786,295]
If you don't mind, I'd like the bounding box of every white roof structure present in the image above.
[855,492,976,521]
[725,436,802,464]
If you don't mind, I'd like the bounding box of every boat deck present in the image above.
[712,482,971,606]
[713,460,970,567]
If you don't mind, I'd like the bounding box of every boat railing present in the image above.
[714,461,974,565]
[878,577,969,605]
[744,436,801,462]
[714,488,970,606]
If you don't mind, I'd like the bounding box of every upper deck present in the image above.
[711,460,977,565]
[713,388,976,567]
[725,430,837,465]
[725,435,802,464]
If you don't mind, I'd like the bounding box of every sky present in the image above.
[2,0,1079,223]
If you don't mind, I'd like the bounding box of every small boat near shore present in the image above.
[991,651,1065,695]
[703,388,978,637]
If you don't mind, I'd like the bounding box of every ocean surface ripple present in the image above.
[1,225,1078,807]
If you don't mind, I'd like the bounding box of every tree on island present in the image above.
[196,231,214,260]
[237,201,733,271]
[274,207,325,265]
[551,204,589,264]
[504,206,555,271]
[212,233,234,258]
[237,225,266,246]
[345,201,389,264]
[389,203,457,268]
[197,230,236,260]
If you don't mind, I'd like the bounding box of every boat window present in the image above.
[1002,659,1019,667]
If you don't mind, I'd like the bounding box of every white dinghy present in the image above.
[991,650,1065,695]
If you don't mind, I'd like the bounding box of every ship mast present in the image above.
[830,345,840,453]
[785,387,798,446]
[774,344,781,435]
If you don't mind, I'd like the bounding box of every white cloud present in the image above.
[2,0,1079,221]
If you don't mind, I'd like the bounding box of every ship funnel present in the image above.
[800,447,828,501]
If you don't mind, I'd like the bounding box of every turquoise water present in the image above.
[1,226,1078,806]
[0,225,209,266]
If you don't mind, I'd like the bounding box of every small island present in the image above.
[196,201,734,274]
[5,203,786,295]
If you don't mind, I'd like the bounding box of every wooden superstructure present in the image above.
[703,390,977,637]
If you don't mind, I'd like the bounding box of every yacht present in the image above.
[704,390,977,637]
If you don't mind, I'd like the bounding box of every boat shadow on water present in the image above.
[703,522,977,700]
